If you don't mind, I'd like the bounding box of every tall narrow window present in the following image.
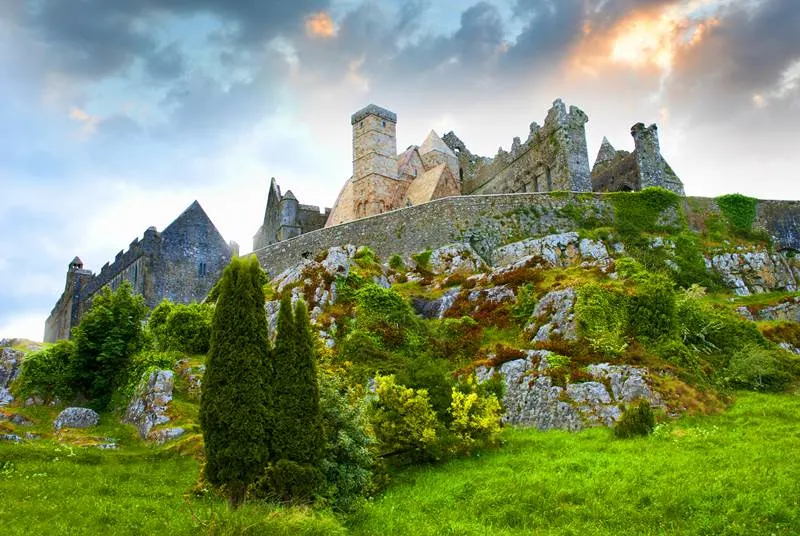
[199,262,207,277]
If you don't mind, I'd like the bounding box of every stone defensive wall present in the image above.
[253,192,800,277]
[80,231,159,299]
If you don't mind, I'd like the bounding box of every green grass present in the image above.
[1,392,798,535]
[348,391,800,535]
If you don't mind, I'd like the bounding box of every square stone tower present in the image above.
[351,104,401,218]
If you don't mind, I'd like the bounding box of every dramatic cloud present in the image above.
[1,0,799,340]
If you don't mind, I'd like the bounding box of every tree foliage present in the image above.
[263,296,325,502]
[71,281,148,408]
[200,256,271,507]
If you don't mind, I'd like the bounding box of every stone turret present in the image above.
[277,190,301,241]
[631,123,665,189]
[351,104,401,218]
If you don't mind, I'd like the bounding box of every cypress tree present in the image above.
[268,296,324,500]
[199,256,271,508]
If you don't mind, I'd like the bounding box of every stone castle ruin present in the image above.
[45,98,688,341]
[253,178,330,250]
[255,99,683,242]
[44,201,237,342]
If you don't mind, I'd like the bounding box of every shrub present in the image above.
[613,400,656,438]
[71,281,148,408]
[317,372,376,511]
[116,350,181,404]
[148,299,173,334]
[388,254,405,271]
[511,283,538,325]
[575,283,628,355]
[158,303,213,354]
[448,380,502,452]
[627,271,677,342]
[724,345,792,392]
[397,355,456,423]
[675,286,722,355]
[370,375,439,463]
[411,250,433,273]
[200,256,272,508]
[428,316,482,363]
[14,340,76,403]
[354,246,378,265]
[353,284,421,349]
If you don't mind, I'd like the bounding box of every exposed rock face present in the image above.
[412,288,462,320]
[0,348,23,407]
[526,288,578,342]
[53,407,100,430]
[492,232,610,269]
[707,249,797,296]
[737,297,800,322]
[150,427,185,445]
[424,243,487,275]
[123,370,174,439]
[476,351,661,431]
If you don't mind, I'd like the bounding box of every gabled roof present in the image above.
[419,130,456,158]
[406,164,449,206]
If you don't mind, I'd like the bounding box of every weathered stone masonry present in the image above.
[254,192,800,278]
[45,201,236,342]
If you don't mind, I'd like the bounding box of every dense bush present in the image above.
[388,254,405,271]
[724,345,792,392]
[317,372,376,511]
[613,400,656,438]
[14,340,76,403]
[71,281,148,408]
[154,303,213,354]
[627,270,678,342]
[370,375,439,463]
[448,379,502,452]
[575,283,628,355]
[353,284,423,350]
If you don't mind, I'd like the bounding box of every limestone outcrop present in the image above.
[707,248,797,296]
[123,370,175,440]
[0,347,23,407]
[476,351,662,431]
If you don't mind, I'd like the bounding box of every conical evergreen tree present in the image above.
[199,256,271,507]
[290,299,324,464]
[267,296,324,500]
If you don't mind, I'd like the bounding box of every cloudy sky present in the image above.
[1,0,798,340]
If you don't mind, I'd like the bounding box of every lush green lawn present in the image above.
[1,392,798,535]
[349,391,800,536]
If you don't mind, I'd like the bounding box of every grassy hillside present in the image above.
[1,391,797,535]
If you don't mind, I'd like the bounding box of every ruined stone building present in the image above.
[448,99,593,195]
[290,99,683,231]
[253,178,330,250]
[45,201,237,342]
[325,104,461,226]
[590,123,685,195]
